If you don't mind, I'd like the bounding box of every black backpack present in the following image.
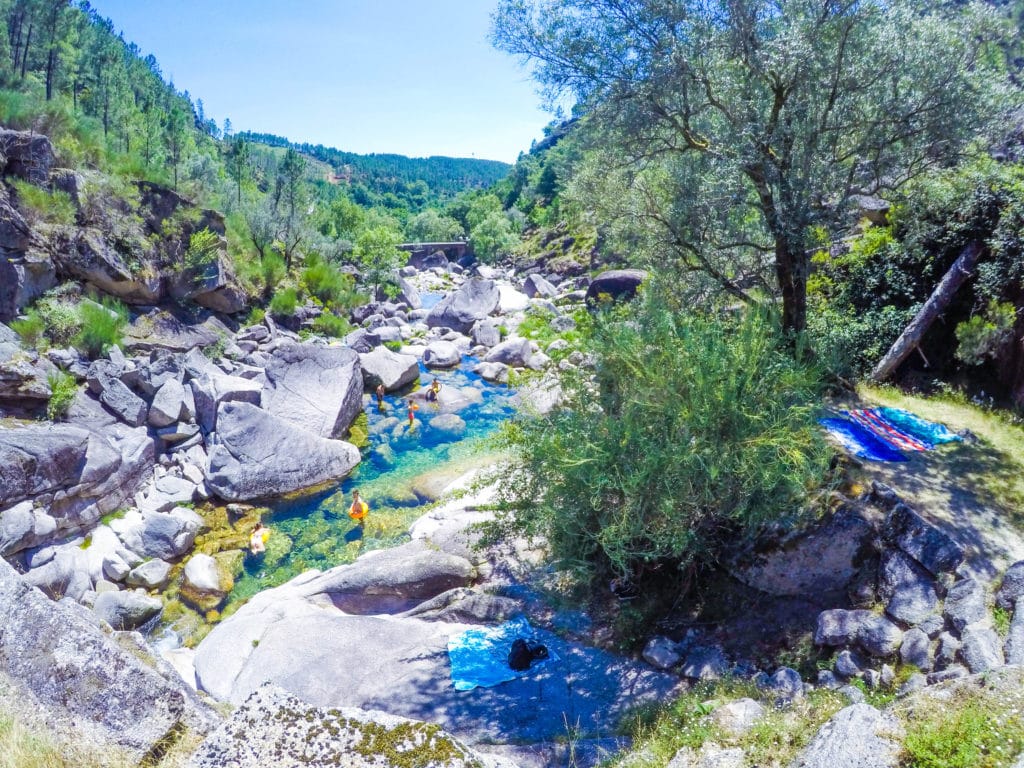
[508,638,549,671]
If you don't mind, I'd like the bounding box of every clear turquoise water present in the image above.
[229,348,516,605]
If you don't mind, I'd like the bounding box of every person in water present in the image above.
[249,522,269,554]
[375,383,385,408]
[407,399,419,427]
[425,379,441,402]
[348,489,369,524]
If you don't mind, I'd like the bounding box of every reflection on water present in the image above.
[229,354,515,606]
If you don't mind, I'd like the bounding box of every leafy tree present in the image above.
[495,289,828,597]
[165,104,191,190]
[274,148,307,268]
[404,208,464,243]
[470,210,518,263]
[226,135,250,206]
[353,225,405,297]
[493,0,1016,336]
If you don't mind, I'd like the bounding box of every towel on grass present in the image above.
[447,616,558,691]
[820,407,961,462]
[819,416,908,462]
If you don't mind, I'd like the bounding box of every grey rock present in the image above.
[0,556,216,757]
[789,704,902,768]
[423,340,462,369]
[523,273,558,299]
[344,327,381,353]
[642,636,682,670]
[550,315,576,333]
[862,668,881,689]
[917,613,945,639]
[885,503,964,576]
[760,666,803,704]
[206,402,361,502]
[835,649,864,678]
[584,269,647,305]
[359,346,419,391]
[188,685,507,768]
[126,559,173,590]
[897,672,927,696]
[879,549,939,626]
[997,560,1024,610]
[429,413,467,440]
[0,342,54,402]
[473,360,509,384]
[118,507,202,560]
[99,377,148,427]
[960,626,1004,673]
[300,540,475,614]
[899,627,932,671]
[471,320,502,348]
[102,554,130,582]
[184,553,223,593]
[817,670,841,690]
[93,589,162,630]
[0,501,35,557]
[836,685,865,704]
[711,698,764,736]
[815,608,871,647]
[935,631,961,670]
[927,665,968,685]
[426,278,500,333]
[680,645,729,681]
[260,343,363,439]
[190,372,261,433]
[880,663,895,686]
[484,337,534,367]
[0,127,55,183]
[397,588,522,625]
[859,615,904,657]
[148,378,188,427]
[1005,598,1024,664]
[943,577,988,633]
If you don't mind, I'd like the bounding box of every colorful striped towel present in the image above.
[819,407,961,462]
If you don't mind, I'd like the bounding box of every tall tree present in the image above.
[226,135,250,207]
[493,0,1016,335]
[274,148,307,268]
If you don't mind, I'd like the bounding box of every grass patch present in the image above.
[74,298,128,359]
[10,178,77,226]
[898,683,1024,768]
[311,312,351,338]
[858,384,1024,526]
[614,679,848,768]
[46,371,78,421]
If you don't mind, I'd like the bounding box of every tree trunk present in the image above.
[870,241,984,382]
[20,23,32,79]
[775,237,808,337]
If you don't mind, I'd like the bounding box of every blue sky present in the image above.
[87,0,554,163]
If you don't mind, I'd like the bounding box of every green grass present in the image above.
[74,298,128,359]
[857,384,1024,526]
[46,371,78,421]
[899,685,1024,768]
[10,178,77,226]
[311,312,351,338]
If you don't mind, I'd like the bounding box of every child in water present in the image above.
[249,522,270,554]
[407,399,419,427]
[348,489,369,524]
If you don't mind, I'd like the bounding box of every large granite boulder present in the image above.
[523,274,557,299]
[0,128,56,183]
[790,704,902,768]
[426,278,500,333]
[484,337,534,368]
[359,346,419,392]
[260,343,363,439]
[148,378,189,427]
[585,269,647,305]
[879,550,939,626]
[123,309,233,354]
[189,686,507,768]
[0,557,216,757]
[884,503,964,576]
[423,340,462,369]
[115,507,202,561]
[92,589,162,631]
[206,402,361,502]
[300,539,476,614]
[0,341,55,404]
[191,372,262,433]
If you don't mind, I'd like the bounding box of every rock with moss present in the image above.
[189,685,514,768]
[180,553,233,612]
[92,588,162,630]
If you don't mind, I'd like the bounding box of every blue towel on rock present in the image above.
[447,616,557,691]
[818,416,908,462]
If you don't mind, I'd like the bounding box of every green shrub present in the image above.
[383,339,403,352]
[74,298,128,359]
[46,371,77,421]
[956,300,1017,366]
[184,227,222,272]
[259,253,288,300]
[301,253,349,305]
[10,310,45,347]
[246,307,266,326]
[10,178,76,226]
[36,297,81,347]
[311,312,351,338]
[902,691,1024,768]
[269,287,300,317]
[494,288,829,601]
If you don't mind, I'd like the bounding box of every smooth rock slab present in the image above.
[206,402,361,502]
[426,278,500,334]
[423,340,462,369]
[960,626,1004,673]
[359,346,419,391]
[711,698,764,736]
[92,589,162,630]
[790,704,903,768]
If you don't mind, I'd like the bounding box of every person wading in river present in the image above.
[348,489,368,525]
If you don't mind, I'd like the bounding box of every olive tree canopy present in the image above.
[492,0,1016,334]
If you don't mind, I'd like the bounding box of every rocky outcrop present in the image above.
[206,402,361,501]
[584,269,647,305]
[189,686,510,768]
[0,340,55,406]
[426,278,500,333]
[260,343,363,439]
[359,345,419,391]
[0,128,55,184]
[790,704,903,768]
[0,557,216,757]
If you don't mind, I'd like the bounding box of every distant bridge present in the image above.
[397,241,469,260]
